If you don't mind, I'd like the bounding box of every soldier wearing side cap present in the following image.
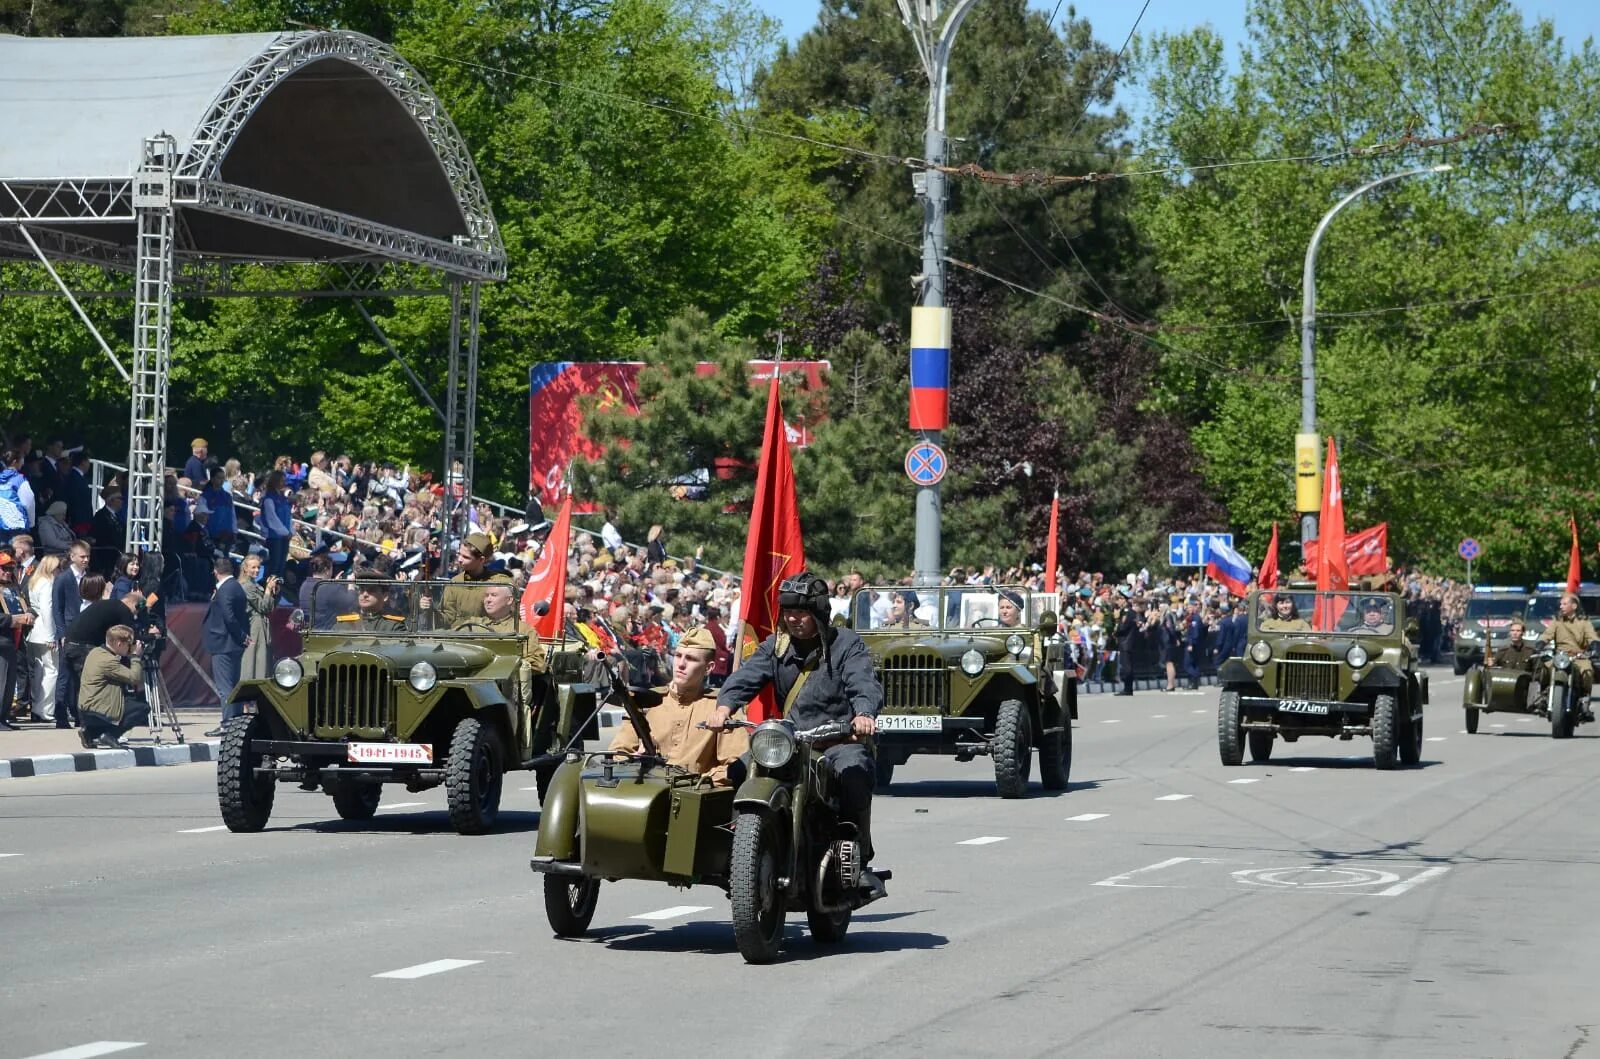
[608,627,748,785]
[427,531,513,629]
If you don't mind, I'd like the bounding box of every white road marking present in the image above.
[1375,865,1452,897]
[1517,717,1534,723]
[1151,714,1167,719]
[1155,793,1192,801]
[1191,709,1207,714]
[520,786,542,791]
[1066,813,1109,821]
[0,852,22,857]
[958,836,1009,845]
[373,959,481,980]
[21,1044,144,1059]
[630,905,712,922]
[1289,766,1318,772]
[177,825,228,833]
[1093,856,1214,888]
[1101,719,1122,724]
[1490,723,1507,729]
[1425,736,1447,742]
[1227,778,1261,784]
[377,802,427,811]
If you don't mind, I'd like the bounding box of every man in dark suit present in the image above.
[202,557,249,737]
[63,453,94,536]
[51,540,91,728]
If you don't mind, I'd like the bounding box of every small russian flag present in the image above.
[1206,535,1253,596]
[909,306,950,430]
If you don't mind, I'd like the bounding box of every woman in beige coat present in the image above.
[238,554,276,682]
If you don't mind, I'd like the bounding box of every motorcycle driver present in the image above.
[1539,593,1595,711]
[709,571,884,867]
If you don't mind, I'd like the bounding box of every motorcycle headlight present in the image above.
[749,722,796,769]
[1005,633,1026,656]
[1460,628,1479,641]
[273,657,302,689]
[961,649,985,676]
[1346,644,1369,669]
[1555,651,1573,671]
[408,660,438,692]
[1249,640,1272,665]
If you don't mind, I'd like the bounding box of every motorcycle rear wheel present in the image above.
[731,812,786,964]
[807,904,851,944]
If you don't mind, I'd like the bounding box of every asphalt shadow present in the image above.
[280,808,544,835]
[1253,755,1441,770]
[881,779,1074,799]
[588,918,948,960]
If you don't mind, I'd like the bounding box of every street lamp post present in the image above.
[1298,163,1451,553]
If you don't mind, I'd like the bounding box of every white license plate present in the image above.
[347,742,433,764]
[876,714,942,732]
[1278,699,1329,715]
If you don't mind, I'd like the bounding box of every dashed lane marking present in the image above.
[1155,794,1192,801]
[1289,766,1318,772]
[1066,813,1109,822]
[1227,778,1261,784]
[21,1044,145,1059]
[520,786,541,791]
[377,802,427,811]
[1151,714,1168,719]
[0,853,22,857]
[1490,724,1507,729]
[373,959,482,980]
[1191,709,1207,714]
[1517,717,1534,723]
[630,905,712,922]
[177,825,228,833]
[958,836,1009,846]
[1425,737,1447,742]
[1101,719,1122,724]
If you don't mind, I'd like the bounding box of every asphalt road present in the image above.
[4,667,1598,1059]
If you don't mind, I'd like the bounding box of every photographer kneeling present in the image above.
[79,624,147,749]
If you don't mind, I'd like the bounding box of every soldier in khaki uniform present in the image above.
[430,532,513,629]
[609,627,749,785]
[336,572,407,633]
[453,582,547,673]
[1490,620,1539,672]
[1540,593,1595,705]
[1259,593,1312,632]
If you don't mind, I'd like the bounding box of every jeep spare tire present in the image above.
[446,716,504,834]
[331,781,381,821]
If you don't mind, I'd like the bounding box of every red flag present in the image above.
[1259,522,1280,590]
[520,496,572,639]
[738,376,806,722]
[1044,491,1060,595]
[1314,438,1347,630]
[1345,522,1388,577]
[1567,515,1582,594]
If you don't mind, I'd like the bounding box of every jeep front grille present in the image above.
[876,652,947,712]
[312,660,391,736]
[1280,649,1338,701]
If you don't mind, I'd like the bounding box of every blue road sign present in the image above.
[1168,532,1233,568]
[905,441,947,486]
[1459,538,1480,561]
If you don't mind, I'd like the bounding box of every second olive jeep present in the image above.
[217,579,599,835]
[850,585,1077,798]
[1452,585,1529,674]
[1217,588,1426,770]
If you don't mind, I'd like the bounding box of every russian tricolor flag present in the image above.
[909,306,950,430]
[1206,535,1253,596]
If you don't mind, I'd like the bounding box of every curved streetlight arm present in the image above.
[1300,164,1451,436]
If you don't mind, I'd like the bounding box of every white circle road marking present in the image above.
[373,959,482,980]
[631,905,713,921]
[1234,866,1401,889]
[1155,794,1192,801]
[1227,778,1262,784]
[958,836,1010,845]
[20,1044,145,1059]
[1066,813,1109,821]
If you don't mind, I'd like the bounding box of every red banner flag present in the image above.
[1345,522,1388,577]
[520,496,572,639]
[1567,515,1582,594]
[1045,491,1060,595]
[1259,522,1280,590]
[738,376,807,722]
[1314,438,1347,630]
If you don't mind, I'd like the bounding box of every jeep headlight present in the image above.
[749,721,796,769]
[961,649,985,676]
[273,657,302,689]
[1555,650,1573,671]
[1249,640,1272,665]
[1005,633,1027,656]
[408,660,438,692]
[1346,644,1369,669]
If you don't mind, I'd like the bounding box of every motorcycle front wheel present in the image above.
[730,812,786,964]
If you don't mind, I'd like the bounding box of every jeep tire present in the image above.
[217,714,275,832]
[1372,694,1398,770]
[1217,690,1244,766]
[331,781,381,821]
[1247,729,1274,763]
[992,699,1032,798]
[445,716,504,834]
[1400,704,1423,765]
[1038,712,1072,791]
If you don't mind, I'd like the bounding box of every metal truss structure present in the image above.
[0,30,506,556]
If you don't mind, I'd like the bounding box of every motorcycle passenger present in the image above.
[1539,593,1595,708]
[709,571,884,862]
[609,628,749,785]
[1493,619,1538,672]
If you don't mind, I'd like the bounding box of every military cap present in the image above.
[463,531,493,555]
[999,589,1024,609]
[677,627,717,653]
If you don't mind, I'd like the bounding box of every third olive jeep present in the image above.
[850,585,1077,798]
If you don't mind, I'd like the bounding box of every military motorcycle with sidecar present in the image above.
[529,666,891,963]
[1464,641,1599,739]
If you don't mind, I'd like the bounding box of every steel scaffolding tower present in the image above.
[127,136,177,554]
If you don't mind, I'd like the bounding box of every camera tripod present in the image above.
[140,647,186,746]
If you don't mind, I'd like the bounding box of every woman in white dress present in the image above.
[25,553,62,722]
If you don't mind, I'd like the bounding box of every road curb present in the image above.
[0,740,219,780]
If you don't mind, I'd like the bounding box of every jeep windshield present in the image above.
[310,579,522,634]
[851,586,1056,631]
[1527,594,1600,624]
[1247,590,1398,636]
[1465,597,1524,620]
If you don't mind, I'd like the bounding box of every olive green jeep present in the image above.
[850,585,1077,798]
[1452,586,1528,674]
[217,580,599,835]
[1217,588,1426,770]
